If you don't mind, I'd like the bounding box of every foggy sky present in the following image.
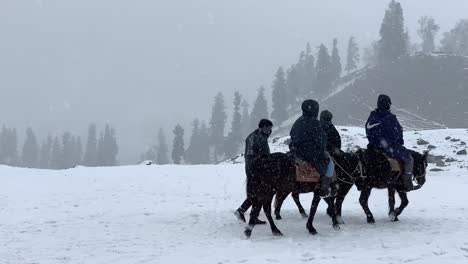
[1,0,467,163]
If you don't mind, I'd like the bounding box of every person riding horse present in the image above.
[320,110,342,196]
[234,119,273,224]
[290,100,335,197]
[365,94,414,192]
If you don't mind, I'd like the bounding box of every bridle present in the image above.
[329,156,365,185]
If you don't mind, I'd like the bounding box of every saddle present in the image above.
[295,159,321,183]
[365,147,403,177]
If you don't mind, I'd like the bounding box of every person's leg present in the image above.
[320,160,334,197]
[402,155,414,192]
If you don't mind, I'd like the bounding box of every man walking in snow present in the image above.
[234,119,273,224]
[365,94,414,192]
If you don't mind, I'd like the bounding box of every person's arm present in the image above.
[392,115,404,145]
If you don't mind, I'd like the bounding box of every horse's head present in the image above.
[411,150,429,190]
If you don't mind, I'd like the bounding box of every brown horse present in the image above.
[243,152,340,238]
[273,150,428,225]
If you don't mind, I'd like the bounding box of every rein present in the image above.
[329,156,364,185]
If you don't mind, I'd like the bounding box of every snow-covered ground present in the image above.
[1,127,468,264]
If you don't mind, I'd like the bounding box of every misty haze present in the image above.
[1,0,468,263]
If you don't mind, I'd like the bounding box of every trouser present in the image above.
[238,197,253,213]
[325,159,335,178]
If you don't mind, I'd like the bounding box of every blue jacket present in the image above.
[365,109,404,149]
[365,109,411,160]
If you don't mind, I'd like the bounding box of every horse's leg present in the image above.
[392,188,409,221]
[324,196,335,218]
[359,187,375,224]
[292,192,308,218]
[325,196,341,230]
[335,183,353,224]
[306,192,322,235]
[263,195,283,236]
[274,191,289,220]
[388,187,397,221]
[244,197,262,238]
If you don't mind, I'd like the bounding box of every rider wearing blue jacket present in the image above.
[365,94,414,192]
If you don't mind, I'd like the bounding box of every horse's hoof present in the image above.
[244,229,252,238]
[367,217,376,224]
[336,216,345,225]
[388,212,397,222]
[301,212,308,218]
[333,224,341,230]
[308,228,318,235]
[275,215,282,220]
[273,230,283,236]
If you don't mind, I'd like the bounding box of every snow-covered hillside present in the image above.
[1,128,468,264]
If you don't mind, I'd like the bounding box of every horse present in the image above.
[274,149,428,224]
[354,148,428,223]
[243,152,340,238]
[273,152,359,224]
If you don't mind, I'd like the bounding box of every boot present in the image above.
[402,173,414,192]
[234,209,246,222]
[319,176,332,197]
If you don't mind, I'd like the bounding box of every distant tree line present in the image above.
[141,0,468,165]
[0,124,119,169]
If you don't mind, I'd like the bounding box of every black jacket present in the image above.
[290,114,329,175]
[244,129,270,169]
[321,121,341,153]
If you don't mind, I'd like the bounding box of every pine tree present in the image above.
[331,38,342,80]
[39,135,53,169]
[185,119,200,164]
[240,99,251,140]
[250,86,269,130]
[156,128,170,164]
[417,16,439,53]
[209,92,227,163]
[21,127,39,168]
[302,52,316,98]
[106,126,119,166]
[94,132,106,167]
[50,137,62,169]
[83,124,98,167]
[171,125,185,164]
[73,136,83,166]
[62,132,75,169]
[271,67,288,126]
[199,121,211,164]
[378,0,407,64]
[315,44,333,97]
[441,19,468,56]
[0,127,19,166]
[345,36,360,73]
[286,65,300,107]
[225,92,243,158]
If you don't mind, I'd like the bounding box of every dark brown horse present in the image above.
[273,149,428,224]
[273,152,358,223]
[243,152,340,238]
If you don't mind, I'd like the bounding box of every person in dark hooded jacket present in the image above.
[320,110,342,155]
[365,94,414,192]
[234,119,273,224]
[290,100,334,197]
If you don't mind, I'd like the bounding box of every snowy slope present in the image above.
[1,128,468,264]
